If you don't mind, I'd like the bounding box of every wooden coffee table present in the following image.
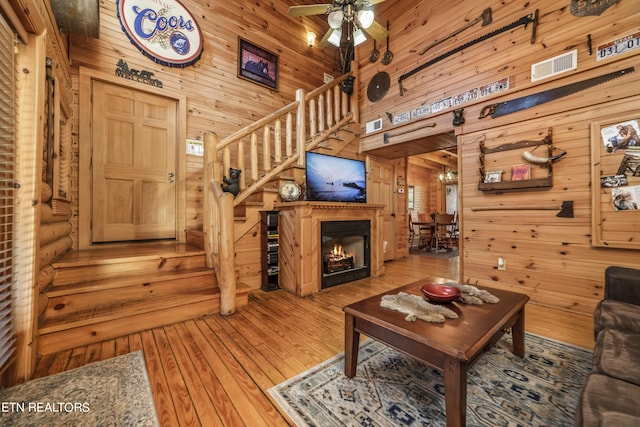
[343,278,530,427]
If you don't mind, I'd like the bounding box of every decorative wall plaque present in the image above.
[116,0,203,67]
[570,0,620,17]
[115,60,163,87]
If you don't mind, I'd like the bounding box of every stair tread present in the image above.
[47,268,216,297]
[52,243,205,268]
[40,284,252,334]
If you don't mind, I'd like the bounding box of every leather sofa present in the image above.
[575,266,640,426]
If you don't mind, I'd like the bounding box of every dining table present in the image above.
[413,220,435,250]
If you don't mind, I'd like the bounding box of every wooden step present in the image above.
[37,285,251,355]
[185,230,205,250]
[40,242,251,355]
[40,288,219,335]
[44,268,216,321]
[51,243,206,286]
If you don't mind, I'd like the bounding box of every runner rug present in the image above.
[269,333,592,426]
[0,350,159,426]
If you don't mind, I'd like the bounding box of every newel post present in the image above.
[203,132,218,269]
[217,189,237,315]
[350,60,359,121]
[295,88,306,167]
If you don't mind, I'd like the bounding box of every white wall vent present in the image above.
[531,50,578,82]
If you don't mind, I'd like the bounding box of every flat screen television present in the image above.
[305,152,366,203]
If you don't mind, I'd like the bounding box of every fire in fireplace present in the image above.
[324,243,356,273]
[321,220,370,288]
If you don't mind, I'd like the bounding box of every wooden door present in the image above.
[368,158,396,260]
[91,81,177,242]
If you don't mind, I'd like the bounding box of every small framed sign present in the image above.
[484,170,503,183]
[238,37,279,91]
[511,164,531,181]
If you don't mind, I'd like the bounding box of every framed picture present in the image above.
[237,37,279,91]
[599,119,640,153]
[616,154,640,176]
[600,174,628,187]
[591,112,640,248]
[612,186,640,211]
[484,170,503,183]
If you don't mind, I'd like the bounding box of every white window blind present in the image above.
[0,12,16,374]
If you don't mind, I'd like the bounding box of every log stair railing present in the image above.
[204,69,359,315]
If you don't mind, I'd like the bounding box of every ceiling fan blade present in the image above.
[287,4,333,17]
[363,20,388,41]
[366,0,387,5]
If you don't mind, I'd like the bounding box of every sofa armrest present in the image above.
[605,266,640,306]
[594,300,640,337]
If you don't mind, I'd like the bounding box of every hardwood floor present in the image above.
[33,253,593,426]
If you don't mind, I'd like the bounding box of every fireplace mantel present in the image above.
[274,202,386,296]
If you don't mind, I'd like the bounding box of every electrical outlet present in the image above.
[497,257,506,271]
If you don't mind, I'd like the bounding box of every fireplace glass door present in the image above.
[321,220,370,288]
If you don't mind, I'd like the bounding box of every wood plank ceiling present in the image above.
[365,132,457,159]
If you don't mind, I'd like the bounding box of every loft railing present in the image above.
[203,67,359,315]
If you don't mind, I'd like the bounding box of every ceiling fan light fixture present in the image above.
[357,9,374,29]
[353,28,367,46]
[327,29,342,46]
[328,11,344,29]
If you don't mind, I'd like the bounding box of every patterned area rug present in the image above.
[269,333,592,426]
[0,350,159,426]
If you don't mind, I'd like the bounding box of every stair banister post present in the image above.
[295,88,306,167]
[217,189,237,315]
[350,60,359,121]
[203,132,218,269]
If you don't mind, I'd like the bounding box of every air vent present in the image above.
[531,50,578,82]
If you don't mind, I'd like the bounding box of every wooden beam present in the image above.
[0,0,28,42]
[6,0,45,35]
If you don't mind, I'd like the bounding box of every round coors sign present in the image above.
[116,0,204,68]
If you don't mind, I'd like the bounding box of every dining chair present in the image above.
[450,211,459,248]
[434,213,455,254]
[409,212,429,249]
[408,212,416,248]
[416,212,432,240]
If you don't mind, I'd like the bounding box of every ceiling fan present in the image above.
[288,0,388,48]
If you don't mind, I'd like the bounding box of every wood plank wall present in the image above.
[2,0,74,384]
[357,0,640,344]
[66,0,342,239]
[407,164,441,217]
[18,0,637,365]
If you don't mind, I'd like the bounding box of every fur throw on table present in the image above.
[380,292,458,323]
[444,282,500,305]
[380,284,500,323]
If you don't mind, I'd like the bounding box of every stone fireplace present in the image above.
[321,220,370,289]
[275,202,385,296]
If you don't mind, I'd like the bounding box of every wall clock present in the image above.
[279,181,301,202]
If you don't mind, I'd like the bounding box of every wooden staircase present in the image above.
[203,69,360,314]
[36,70,359,356]
[38,243,250,355]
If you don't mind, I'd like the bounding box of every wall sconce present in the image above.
[307,31,316,48]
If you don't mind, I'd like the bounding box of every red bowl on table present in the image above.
[420,283,461,303]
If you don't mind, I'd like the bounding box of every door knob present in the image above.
[168,172,175,183]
